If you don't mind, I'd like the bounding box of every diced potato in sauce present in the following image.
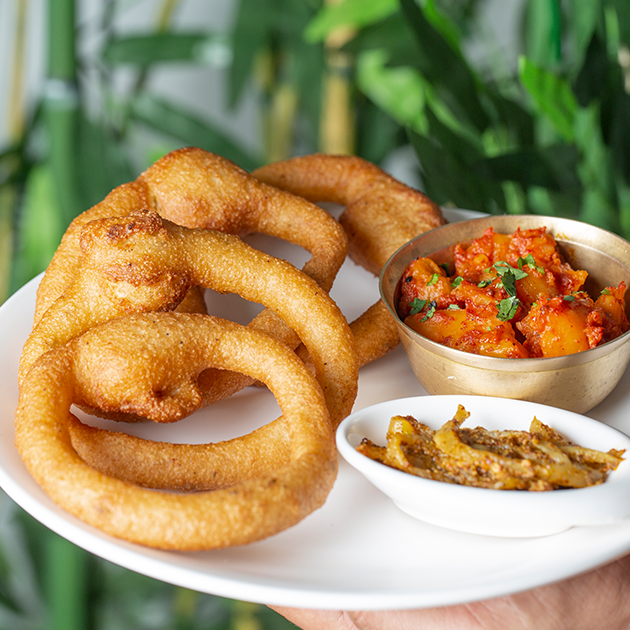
[398,227,629,358]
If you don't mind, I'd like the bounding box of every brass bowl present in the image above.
[379,215,630,414]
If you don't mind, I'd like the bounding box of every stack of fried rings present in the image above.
[16,149,445,548]
[16,314,338,550]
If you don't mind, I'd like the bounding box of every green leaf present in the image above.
[130,95,261,171]
[399,0,489,132]
[287,26,326,144]
[409,128,506,214]
[355,49,426,131]
[409,298,428,315]
[523,0,562,68]
[573,33,610,107]
[13,165,64,286]
[305,0,398,43]
[76,114,135,210]
[228,0,274,107]
[608,88,630,184]
[102,33,231,66]
[484,87,535,148]
[471,144,582,194]
[497,295,519,321]
[354,96,406,164]
[565,0,603,65]
[518,56,578,141]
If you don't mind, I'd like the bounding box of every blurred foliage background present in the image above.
[2,0,630,627]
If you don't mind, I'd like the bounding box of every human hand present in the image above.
[269,553,630,630]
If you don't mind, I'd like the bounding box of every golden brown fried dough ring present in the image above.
[16,314,337,550]
[67,301,400,492]
[252,153,445,276]
[253,154,445,366]
[62,155,441,493]
[35,148,347,322]
[33,149,348,411]
[19,209,357,426]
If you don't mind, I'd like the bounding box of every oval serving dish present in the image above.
[337,395,630,538]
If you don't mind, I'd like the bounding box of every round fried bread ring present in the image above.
[19,209,357,426]
[15,313,337,550]
[252,153,445,276]
[253,154,446,368]
[32,149,348,406]
[65,301,399,492]
[63,157,443,492]
[36,148,347,321]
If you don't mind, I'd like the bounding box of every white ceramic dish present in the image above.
[337,395,630,538]
[4,209,630,610]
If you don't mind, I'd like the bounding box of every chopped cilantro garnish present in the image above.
[426,273,440,286]
[478,261,528,321]
[563,294,576,302]
[601,288,611,295]
[517,253,544,274]
[420,300,437,322]
[451,276,463,288]
[493,261,528,281]
[497,295,520,321]
[438,262,450,274]
[446,304,461,310]
[408,298,428,316]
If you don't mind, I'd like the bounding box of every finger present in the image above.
[267,606,358,630]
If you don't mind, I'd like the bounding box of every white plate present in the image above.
[4,208,630,611]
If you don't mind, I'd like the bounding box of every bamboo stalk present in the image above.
[319,0,355,155]
[43,3,90,627]
[45,535,89,630]
[8,0,29,142]
[45,0,81,227]
[0,186,15,304]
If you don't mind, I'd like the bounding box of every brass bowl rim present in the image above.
[379,214,630,372]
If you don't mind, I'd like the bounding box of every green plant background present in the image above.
[2,0,630,627]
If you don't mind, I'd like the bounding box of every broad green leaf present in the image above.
[399,0,489,132]
[409,129,505,214]
[102,33,231,67]
[355,49,426,132]
[0,186,14,303]
[608,87,630,184]
[574,103,617,203]
[526,186,581,219]
[484,87,535,148]
[421,0,463,51]
[0,494,45,629]
[12,165,64,288]
[523,0,562,68]
[573,32,610,107]
[130,95,261,170]
[565,0,603,65]
[76,113,135,210]
[518,56,578,141]
[342,13,417,66]
[0,145,32,187]
[228,0,273,107]
[613,0,630,47]
[355,96,406,164]
[580,185,620,232]
[289,39,325,147]
[472,144,582,194]
[617,177,630,239]
[424,105,484,166]
[305,0,398,43]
